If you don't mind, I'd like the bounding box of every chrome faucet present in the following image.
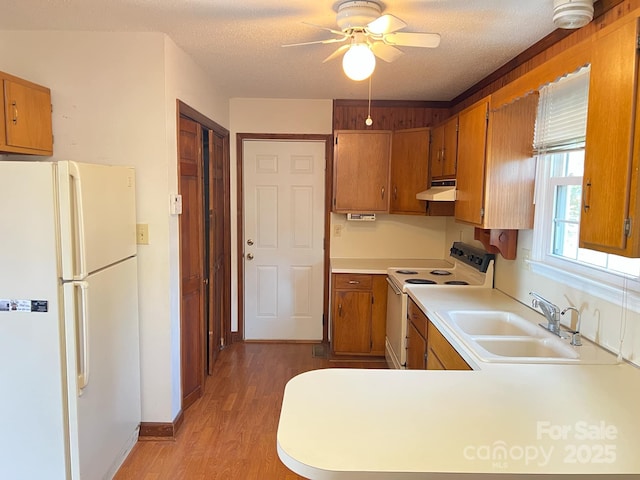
[529,292,567,338]
[561,306,583,346]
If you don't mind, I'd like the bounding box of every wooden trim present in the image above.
[334,99,452,109]
[139,410,185,441]
[236,133,333,344]
[178,100,229,135]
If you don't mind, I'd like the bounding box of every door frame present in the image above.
[177,100,232,380]
[236,133,333,343]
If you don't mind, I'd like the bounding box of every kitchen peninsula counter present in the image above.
[277,288,640,479]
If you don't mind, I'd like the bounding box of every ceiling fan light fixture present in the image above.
[553,0,594,29]
[342,44,376,81]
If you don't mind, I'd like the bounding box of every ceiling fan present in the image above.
[283,0,441,81]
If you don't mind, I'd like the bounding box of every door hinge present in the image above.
[335,136,338,145]
[624,218,632,236]
[636,34,640,50]
[480,207,485,218]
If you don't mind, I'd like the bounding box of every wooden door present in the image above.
[333,130,391,212]
[442,116,459,178]
[455,99,489,226]
[580,20,638,254]
[430,124,444,179]
[332,290,372,354]
[179,117,205,410]
[389,127,429,215]
[206,130,225,373]
[243,140,325,340]
[369,275,388,355]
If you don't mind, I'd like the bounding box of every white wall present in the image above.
[0,30,230,422]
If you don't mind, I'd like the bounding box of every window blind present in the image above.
[534,66,591,153]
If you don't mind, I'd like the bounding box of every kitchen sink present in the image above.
[473,337,580,361]
[446,311,539,336]
[440,310,582,364]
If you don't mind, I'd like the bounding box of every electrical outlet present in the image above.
[136,224,149,245]
[521,248,530,270]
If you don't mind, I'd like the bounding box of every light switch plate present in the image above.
[136,224,149,245]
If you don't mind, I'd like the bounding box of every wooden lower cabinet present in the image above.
[426,321,471,371]
[407,297,471,370]
[331,273,387,356]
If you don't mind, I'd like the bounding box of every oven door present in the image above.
[385,277,407,369]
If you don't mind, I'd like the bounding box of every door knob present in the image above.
[247,239,254,246]
[246,253,254,260]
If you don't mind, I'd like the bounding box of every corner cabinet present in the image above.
[1,71,53,155]
[331,273,387,356]
[454,94,538,230]
[333,130,391,213]
[389,127,430,215]
[580,19,640,257]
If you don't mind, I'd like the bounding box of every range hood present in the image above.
[416,180,456,202]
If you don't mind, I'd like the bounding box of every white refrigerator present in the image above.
[0,160,142,479]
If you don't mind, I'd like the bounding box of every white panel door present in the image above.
[243,140,325,340]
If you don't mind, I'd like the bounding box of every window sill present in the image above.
[527,259,640,313]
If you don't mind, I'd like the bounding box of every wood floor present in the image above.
[115,343,388,480]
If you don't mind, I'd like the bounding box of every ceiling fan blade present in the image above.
[302,22,348,37]
[370,43,404,63]
[323,44,350,63]
[283,37,348,48]
[383,32,441,48]
[367,14,407,35]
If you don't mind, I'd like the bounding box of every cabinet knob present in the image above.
[11,101,18,125]
[338,304,343,316]
[348,280,360,284]
[381,186,385,200]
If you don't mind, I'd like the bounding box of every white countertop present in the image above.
[330,257,453,274]
[277,288,640,479]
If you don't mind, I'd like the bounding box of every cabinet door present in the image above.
[407,321,427,369]
[580,20,639,254]
[455,100,489,225]
[441,116,458,178]
[370,275,388,355]
[333,130,391,213]
[389,128,429,215]
[2,77,53,154]
[430,124,444,179]
[332,290,372,354]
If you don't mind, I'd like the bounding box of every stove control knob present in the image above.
[467,254,475,262]
[475,257,483,265]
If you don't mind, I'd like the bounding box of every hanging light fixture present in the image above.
[553,0,594,29]
[342,33,376,81]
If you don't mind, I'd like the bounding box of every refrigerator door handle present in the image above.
[75,280,90,394]
[68,162,88,280]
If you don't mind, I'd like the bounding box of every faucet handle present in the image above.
[561,307,582,346]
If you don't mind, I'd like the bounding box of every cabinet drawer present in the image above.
[407,298,428,339]
[333,273,373,290]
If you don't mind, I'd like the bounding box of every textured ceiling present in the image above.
[0,0,559,101]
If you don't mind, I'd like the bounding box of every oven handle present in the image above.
[386,277,403,296]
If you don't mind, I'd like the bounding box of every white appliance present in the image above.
[385,242,495,369]
[0,161,141,479]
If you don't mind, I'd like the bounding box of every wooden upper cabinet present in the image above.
[455,99,489,225]
[389,127,429,215]
[430,116,458,180]
[580,19,639,256]
[333,130,391,213]
[1,72,53,155]
[454,94,537,229]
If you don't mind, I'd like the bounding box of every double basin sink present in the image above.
[440,310,580,364]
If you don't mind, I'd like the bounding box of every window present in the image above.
[532,66,640,290]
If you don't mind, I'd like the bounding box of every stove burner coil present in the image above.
[395,269,418,275]
[444,280,470,285]
[430,269,452,276]
[405,278,437,285]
